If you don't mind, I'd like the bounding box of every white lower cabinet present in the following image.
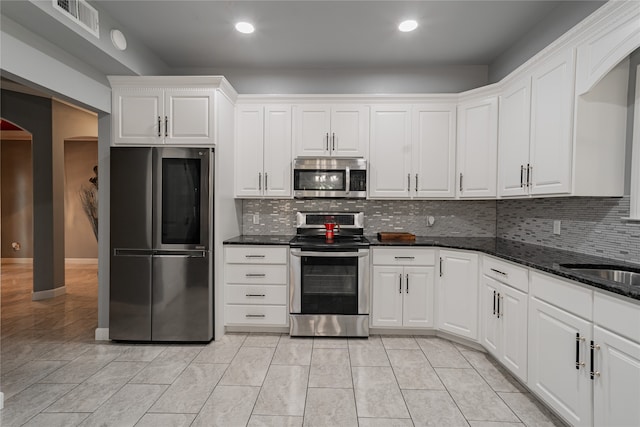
[528,272,593,426]
[481,276,528,382]
[224,246,288,327]
[371,248,435,328]
[437,250,479,340]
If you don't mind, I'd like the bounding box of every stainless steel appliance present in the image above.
[110,147,214,342]
[289,212,370,337]
[293,157,366,198]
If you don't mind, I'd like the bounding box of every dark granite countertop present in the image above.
[224,235,295,246]
[367,236,640,301]
[224,235,640,301]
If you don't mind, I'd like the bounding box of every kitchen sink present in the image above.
[560,264,640,287]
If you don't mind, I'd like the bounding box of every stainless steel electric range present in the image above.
[289,212,370,337]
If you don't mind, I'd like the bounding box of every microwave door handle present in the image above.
[345,166,350,194]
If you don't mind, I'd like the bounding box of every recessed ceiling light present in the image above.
[235,22,255,34]
[398,19,418,32]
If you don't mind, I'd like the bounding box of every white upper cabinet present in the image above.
[368,105,412,198]
[412,104,457,198]
[112,87,215,145]
[498,78,531,197]
[293,105,368,157]
[529,48,575,195]
[457,96,498,198]
[235,104,292,198]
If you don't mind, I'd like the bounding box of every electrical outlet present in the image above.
[553,220,561,235]
[252,213,260,225]
[426,216,435,227]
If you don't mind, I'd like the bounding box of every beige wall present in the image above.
[52,100,98,258]
[1,139,34,258]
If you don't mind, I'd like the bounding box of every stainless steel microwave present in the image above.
[293,157,367,198]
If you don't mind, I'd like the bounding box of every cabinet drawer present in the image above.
[594,291,640,342]
[224,305,287,326]
[372,248,435,266]
[225,246,288,264]
[225,285,288,305]
[530,271,592,320]
[225,264,287,285]
[482,256,528,292]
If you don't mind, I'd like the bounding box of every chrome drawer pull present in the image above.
[245,255,265,258]
[394,256,415,260]
[245,293,266,297]
[490,268,508,277]
[245,314,266,318]
[245,273,266,278]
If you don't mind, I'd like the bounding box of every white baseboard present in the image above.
[65,258,98,264]
[32,286,66,301]
[1,257,33,264]
[95,328,110,341]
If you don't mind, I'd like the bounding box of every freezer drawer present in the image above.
[110,252,152,341]
[152,251,212,341]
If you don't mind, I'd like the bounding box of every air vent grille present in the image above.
[53,0,100,38]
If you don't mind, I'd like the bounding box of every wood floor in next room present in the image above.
[0,262,564,427]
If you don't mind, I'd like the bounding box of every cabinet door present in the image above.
[330,105,368,157]
[293,105,331,157]
[437,250,479,340]
[593,326,640,427]
[481,276,501,358]
[165,89,215,144]
[369,105,412,198]
[403,266,435,328]
[412,104,456,198]
[263,105,292,197]
[500,284,528,382]
[235,105,264,197]
[498,79,531,197]
[529,48,575,195]
[112,88,164,145]
[528,297,592,426]
[457,97,498,198]
[371,266,404,327]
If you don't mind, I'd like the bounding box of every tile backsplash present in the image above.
[241,199,497,237]
[497,196,640,264]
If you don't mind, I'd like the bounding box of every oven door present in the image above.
[290,248,369,315]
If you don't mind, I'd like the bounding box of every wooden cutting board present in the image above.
[377,232,416,242]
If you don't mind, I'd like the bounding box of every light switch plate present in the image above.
[553,220,561,235]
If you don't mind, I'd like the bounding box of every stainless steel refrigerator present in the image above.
[110,147,214,342]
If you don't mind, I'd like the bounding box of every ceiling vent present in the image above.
[52,0,100,38]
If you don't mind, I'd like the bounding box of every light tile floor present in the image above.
[1,263,565,427]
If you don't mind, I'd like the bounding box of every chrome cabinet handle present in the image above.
[528,165,533,187]
[399,274,402,294]
[265,172,268,191]
[245,273,266,278]
[493,290,497,316]
[326,133,330,151]
[164,116,168,137]
[526,164,532,187]
[520,165,525,188]
[407,174,411,192]
[394,256,415,260]
[415,174,418,192]
[258,173,262,191]
[157,116,161,137]
[576,334,586,369]
[590,341,601,379]
[459,173,463,192]
[246,314,266,318]
[245,254,265,259]
[497,293,502,318]
[332,132,336,151]
[406,274,409,293]
[246,294,266,297]
[490,268,508,277]
[439,257,443,276]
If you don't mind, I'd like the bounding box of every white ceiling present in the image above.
[94,0,578,70]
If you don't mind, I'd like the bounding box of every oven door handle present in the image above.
[290,250,369,258]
